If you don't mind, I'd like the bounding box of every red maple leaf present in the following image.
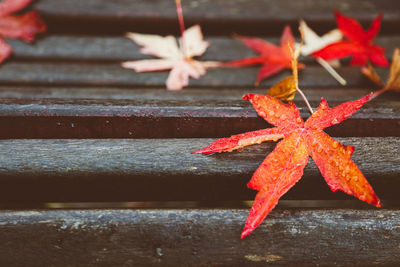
[0,0,46,63]
[226,26,305,85]
[312,10,388,67]
[193,93,381,239]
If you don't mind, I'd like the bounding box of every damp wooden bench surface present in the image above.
[1,0,400,266]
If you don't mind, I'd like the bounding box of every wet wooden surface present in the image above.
[31,0,400,35]
[0,209,399,266]
[0,62,389,88]
[6,35,400,62]
[0,87,398,138]
[1,0,399,265]
[0,138,397,202]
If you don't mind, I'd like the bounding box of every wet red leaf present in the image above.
[193,93,381,239]
[312,10,388,67]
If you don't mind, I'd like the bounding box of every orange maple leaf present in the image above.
[193,93,381,239]
[225,26,305,85]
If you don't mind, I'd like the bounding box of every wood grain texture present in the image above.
[32,0,400,35]
[0,209,399,266]
[7,35,400,62]
[0,62,389,88]
[0,87,398,138]
[0,138,397,202]
[0,0,396,263]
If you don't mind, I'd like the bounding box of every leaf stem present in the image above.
[370,86,389,100]
[316,57,347,86]
[175,0,186,58]
[296,87,314,114]
[288,31,314,115]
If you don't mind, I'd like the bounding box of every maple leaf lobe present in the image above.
[241,130,309,239]
[242,94,303,130]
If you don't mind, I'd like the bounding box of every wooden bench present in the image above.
[0,0,400,265]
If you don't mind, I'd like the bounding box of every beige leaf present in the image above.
[122,25,218,90]
[299,20,342,57]
[181,25,210,58]
[166,60,205,90]
[121,59,176,72]
[125,32,182,59]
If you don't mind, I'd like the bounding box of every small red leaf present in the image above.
[226,26,305,84]
[0,0,32,17]
[312,11,388,67]
[0,0,46,64]
[0,11,47,42]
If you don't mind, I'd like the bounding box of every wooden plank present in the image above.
[0,87,398,138]
[0,209,399,266]
[7,35,400,62]
[0,138,398,202]
[32,0,400,35]
[0,62,389,88]
[0,86,376,101]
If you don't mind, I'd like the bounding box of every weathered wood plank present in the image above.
[0,87,398,138]
[7,35,400,62]
[0,86,375,101]
[0,62,389,88]
[32,0,400,35]
[0,138,397,202]
[0,209,399,266]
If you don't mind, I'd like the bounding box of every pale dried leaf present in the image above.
[166,60,205,90]
[299,20,343,57]
[125,32,182,59]
[181,24,209,58]
[327,59,341,68]
[201,61,222,68]
[123,25,215,90]
[121,59,175,72]
[361,63,384,87]
[387,48,400,91]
